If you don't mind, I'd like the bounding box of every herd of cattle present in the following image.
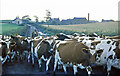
[0,33,120,75]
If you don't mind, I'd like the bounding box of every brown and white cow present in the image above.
[24,36,56,71]
[53,40,98,75]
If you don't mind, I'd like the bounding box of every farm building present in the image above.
[12,17,23,24]
[60,17,89,25]
[101,19,114,22]
[49,18,61,25]
[12,17,30,25]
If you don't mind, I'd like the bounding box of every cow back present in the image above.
[58,41,90,65]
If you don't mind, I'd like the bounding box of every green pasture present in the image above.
[0,23,26,36]
[42,22,119,36]
[0,20,12,23]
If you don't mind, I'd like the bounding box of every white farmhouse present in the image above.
[12,16,23,24]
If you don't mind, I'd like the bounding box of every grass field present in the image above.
[0,20,12,23]
[42,22,119,36]
[0,23,26,36]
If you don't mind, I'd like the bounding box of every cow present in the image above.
[85,39,120,75]
[105,39,120,75]
[10,35,31,62]
[23,36,56,71]
[53,40,98,75]
[33,39,52,70]
[35,36,57,71]
[0,37,11,64]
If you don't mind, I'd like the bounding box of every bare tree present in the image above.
[22,15,29,19]
[34,16,39,23]
[44,10,51,27]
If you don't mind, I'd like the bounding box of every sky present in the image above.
[0,0,120,21]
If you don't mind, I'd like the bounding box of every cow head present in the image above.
[11,35,25,47]
[86,40,104,66]
[21,37,33,51]
[88,48,104,66]
[44,37,57,53]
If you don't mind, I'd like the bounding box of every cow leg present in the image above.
[31,51,34,65]
[46,56,52,71]
[11,52,15,59]
[73,65,78,75]
[20,54,22,60]
[11,52,15,62]
[86,66,92,76]
[63,64,67,74]
[28,52,31,62]
[2,55,8,64]
[16,51,20,62]
[31,41,34,65]
[41,55,47,61]
[20,53,23,61]
[58,63,62,69]
[54,50,60,72]
[0,56,3,61]
[107,60,112,76]
[53,58,58,72]
[7,55,10,62]
[38,58,42,68]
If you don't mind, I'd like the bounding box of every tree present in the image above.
[22,15,29,19]
[44,10,51,27]
[22,15,31,21]
[34,16,39,23]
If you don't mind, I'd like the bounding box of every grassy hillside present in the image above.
[0,23,26,36]
[42,22,119,36]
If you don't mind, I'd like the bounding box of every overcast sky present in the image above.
[0,0,120,21]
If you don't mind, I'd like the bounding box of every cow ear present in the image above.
[97,49,103,53]
[82,48,88,53]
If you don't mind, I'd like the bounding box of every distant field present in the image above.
[0,23,26,35]
[42,22,119,36]
[0,20,12,23]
